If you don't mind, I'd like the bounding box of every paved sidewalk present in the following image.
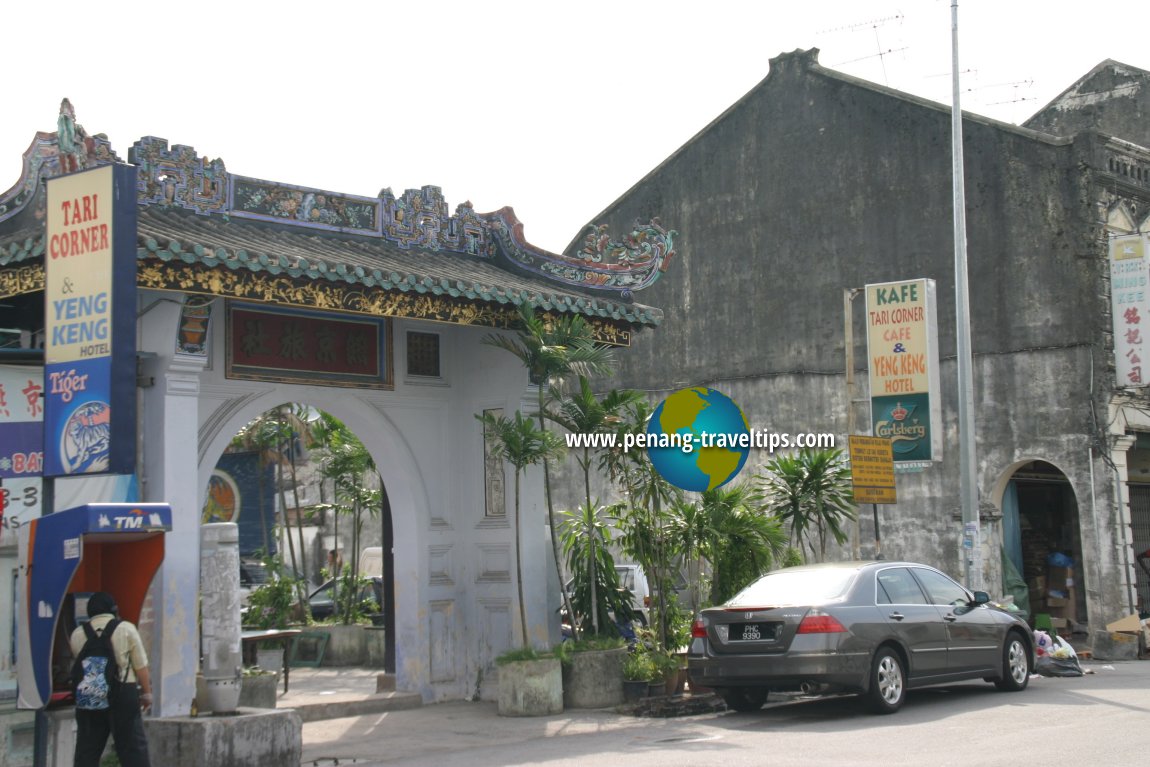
[300,698,659,766]
[276,667,421,723]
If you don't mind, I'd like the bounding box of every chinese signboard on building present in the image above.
[226,303,392,388]
[865,278,942,466]
[43,165,138,477]
[0,365,43,543]
[1110,234,1149,387]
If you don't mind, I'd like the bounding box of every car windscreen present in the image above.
[725,568,857,607]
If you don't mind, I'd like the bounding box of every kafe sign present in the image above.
[44,164,137,477]
[865,278,942,466]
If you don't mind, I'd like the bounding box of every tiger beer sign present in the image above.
[43,165,137,477]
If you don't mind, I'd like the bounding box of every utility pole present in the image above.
[844,287,862,559]
[951,1,981,590]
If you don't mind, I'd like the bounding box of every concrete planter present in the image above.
[238,672,278,708]
[497,657,563,717]
[562,647,625,708]
[318,625,388,666]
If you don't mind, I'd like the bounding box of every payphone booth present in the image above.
[15,503,172,711]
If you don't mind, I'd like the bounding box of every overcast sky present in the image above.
[3,1,1146,253]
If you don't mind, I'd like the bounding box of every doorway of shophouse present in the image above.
[1123,439,1150,615]
[1001,460,1084,633]
[201,402,396,671]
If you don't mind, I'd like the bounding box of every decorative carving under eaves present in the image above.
[136,258,631,345]
[0,263,43,298]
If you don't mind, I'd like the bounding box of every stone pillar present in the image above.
[200,523,242,713]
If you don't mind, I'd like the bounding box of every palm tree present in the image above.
[699,484,787,604]
[231,408,310,611]
[545,378,641,634]
[601,398,681,649]
[477,410,565,646]
[760,447,856,563]
[482,303,615,635]
[668,482,787,607]
[558,501,632,638]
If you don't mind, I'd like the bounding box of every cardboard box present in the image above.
[1049,616,1069,628]
[1045,596,1068,608]
[1047,566,1073,589]
[1106,613,1143,632]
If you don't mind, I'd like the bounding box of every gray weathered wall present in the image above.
[565,49,1131,623]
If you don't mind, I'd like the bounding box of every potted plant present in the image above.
[622,651,657,702]
[652,649,685,696]
[556,635,627,708]
[495,647,563,716]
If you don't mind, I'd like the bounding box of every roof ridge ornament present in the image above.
[0,99,120,226]
[2,108,677,296]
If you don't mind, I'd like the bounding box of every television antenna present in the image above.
[821,13,907,86]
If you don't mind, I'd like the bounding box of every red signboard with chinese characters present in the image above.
[226,304,392,388]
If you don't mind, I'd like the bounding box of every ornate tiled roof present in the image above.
[0,102,673,342]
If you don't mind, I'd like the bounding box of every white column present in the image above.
[138,296,208,717]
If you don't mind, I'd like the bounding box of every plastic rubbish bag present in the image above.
[1051,636,1078,660]
[1033,629,1053,657]
[1046,551,1074,568]
[1035,653,1084,677]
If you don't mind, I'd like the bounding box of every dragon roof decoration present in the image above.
[0,102,675,302]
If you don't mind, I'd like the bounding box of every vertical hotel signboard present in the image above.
[865,278,942,466]
[44,165,137,477]
[1110,234,1150,388]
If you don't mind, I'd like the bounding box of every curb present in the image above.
[288,691,423,723]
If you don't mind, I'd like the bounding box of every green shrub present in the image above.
[554,636,625,669]
[495,647,552,665]
[246,561,301,629]
[622,651,657,682]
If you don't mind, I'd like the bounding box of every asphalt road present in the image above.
[301,660,1150,767]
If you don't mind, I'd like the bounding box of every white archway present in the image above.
[196,387,431,695]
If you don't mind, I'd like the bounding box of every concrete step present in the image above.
[287,690,422,723]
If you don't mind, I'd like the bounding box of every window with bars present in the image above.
[406,331,441,378]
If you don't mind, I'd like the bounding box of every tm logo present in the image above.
[114,508,147,529]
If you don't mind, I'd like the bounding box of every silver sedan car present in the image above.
[688,561,1034,713]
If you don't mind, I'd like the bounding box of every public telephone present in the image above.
[15,503,171,710]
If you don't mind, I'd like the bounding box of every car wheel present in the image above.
[994,632,1031,692]
[864,647,906,714]
[720,687,768,712]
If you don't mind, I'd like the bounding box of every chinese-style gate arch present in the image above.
[0,101,675,710]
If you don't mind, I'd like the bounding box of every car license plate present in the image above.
[731,622,771,641]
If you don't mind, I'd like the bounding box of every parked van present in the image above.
[359,546,383,577]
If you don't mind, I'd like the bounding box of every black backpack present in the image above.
[71,619,122,710]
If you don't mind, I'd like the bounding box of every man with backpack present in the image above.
[68,591,153,767]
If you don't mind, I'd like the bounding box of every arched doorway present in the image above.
[197,390,429,694]
[999,460,1083,634]
[201,403,398,671]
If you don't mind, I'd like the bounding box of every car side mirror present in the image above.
[971,591,990,605]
